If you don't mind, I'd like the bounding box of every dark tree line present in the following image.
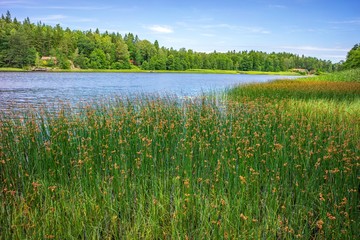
[0,11,339,72]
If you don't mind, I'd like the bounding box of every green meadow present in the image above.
[0,69,359,239]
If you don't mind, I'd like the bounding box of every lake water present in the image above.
[0,72,297,112]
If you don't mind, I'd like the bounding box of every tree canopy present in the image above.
[343,44,360,69]
[0,12,339,72]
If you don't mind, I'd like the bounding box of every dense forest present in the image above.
[0,11,344,72]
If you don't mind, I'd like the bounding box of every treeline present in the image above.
[343,43,360,69]
[0,11,338,72]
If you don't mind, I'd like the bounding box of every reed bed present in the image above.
[305,68,360,82]
[1,79,359,239]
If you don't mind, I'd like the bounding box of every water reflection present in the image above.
[0,72,298,113]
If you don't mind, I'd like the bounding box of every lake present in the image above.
[0,72,297,112]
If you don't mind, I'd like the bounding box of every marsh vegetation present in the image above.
[1,69,359,239]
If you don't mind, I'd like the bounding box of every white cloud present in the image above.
[269,4,287,9]
[148,25,173,33]
[32,15,96,24]
[0,0,26,5]
[198,23,270,34]
[26,5,112,11]
[329,19,360,25]
[176,17,270,35]
[33,15,67,21]
[281,46,348,52]
[243,27,271,34]
[269,45,349,62]
[201,33,215,37]
[201,23,236,30]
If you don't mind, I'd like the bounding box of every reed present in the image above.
[304,68,360,82]
[0,76,359,239]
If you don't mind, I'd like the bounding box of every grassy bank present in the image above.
[0,71,359,239]
[237,70,299,75]
[0,67,300,75]
[302,68,360,82]
[0,67,237,74]
[0,67,27,72]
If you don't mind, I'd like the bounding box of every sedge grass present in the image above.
[1,73,359,239]
[302,68,360,82]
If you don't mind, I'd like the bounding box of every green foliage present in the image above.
[137,39,156,64]
[343,43,360,69]
[54,50,71,69]
[0,27,36,67]
[114,39,130,67]
[111,60,131,70]
[149,54,167,70]
[74,54,90,69]
[89,48,109,69]
[0,11,339,72]
[141,60,149,70]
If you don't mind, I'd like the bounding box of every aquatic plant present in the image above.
[0,80,359,239]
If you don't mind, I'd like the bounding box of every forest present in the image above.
[0,11,343,72]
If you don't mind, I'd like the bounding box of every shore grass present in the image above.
[185,69,238,74]
[0,67,27,72]
[49,68,239,74]
[237,70,299,75]
[0,67,237,74]
[302,68,360,82]
[1,71,359,239]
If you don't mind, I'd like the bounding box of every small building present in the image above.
[41,56,57,65]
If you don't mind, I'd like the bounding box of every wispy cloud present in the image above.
[201,33,215,37]
[329,19,360,25]
[33,14,67,21]
[281,46,348,52]
[269,4,287,9]
[25,5,112,11]
[201,23,234,30]
[0,2,113,11]
[273,45,348,61]
[0,0,27,5]
[32,15,96,24]
[147,25,174,34]
[175,17,270,35]
[194,23,271,34]
[242,26,271,34]
[289,27,328,33]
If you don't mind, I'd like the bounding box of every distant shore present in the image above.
[0,67,300,75]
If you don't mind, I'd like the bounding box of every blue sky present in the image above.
[1,0,359,62]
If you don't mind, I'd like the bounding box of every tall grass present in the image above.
[229,80,360,100]
[304,68,360,82]
[1,76,359,238]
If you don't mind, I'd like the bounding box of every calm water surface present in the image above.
[0,72,297,112]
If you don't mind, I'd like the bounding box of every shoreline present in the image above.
[0,67,300,75]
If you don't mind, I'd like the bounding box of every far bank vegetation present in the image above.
[0,11,339,73]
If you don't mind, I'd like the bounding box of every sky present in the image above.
[1,0,359,63]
